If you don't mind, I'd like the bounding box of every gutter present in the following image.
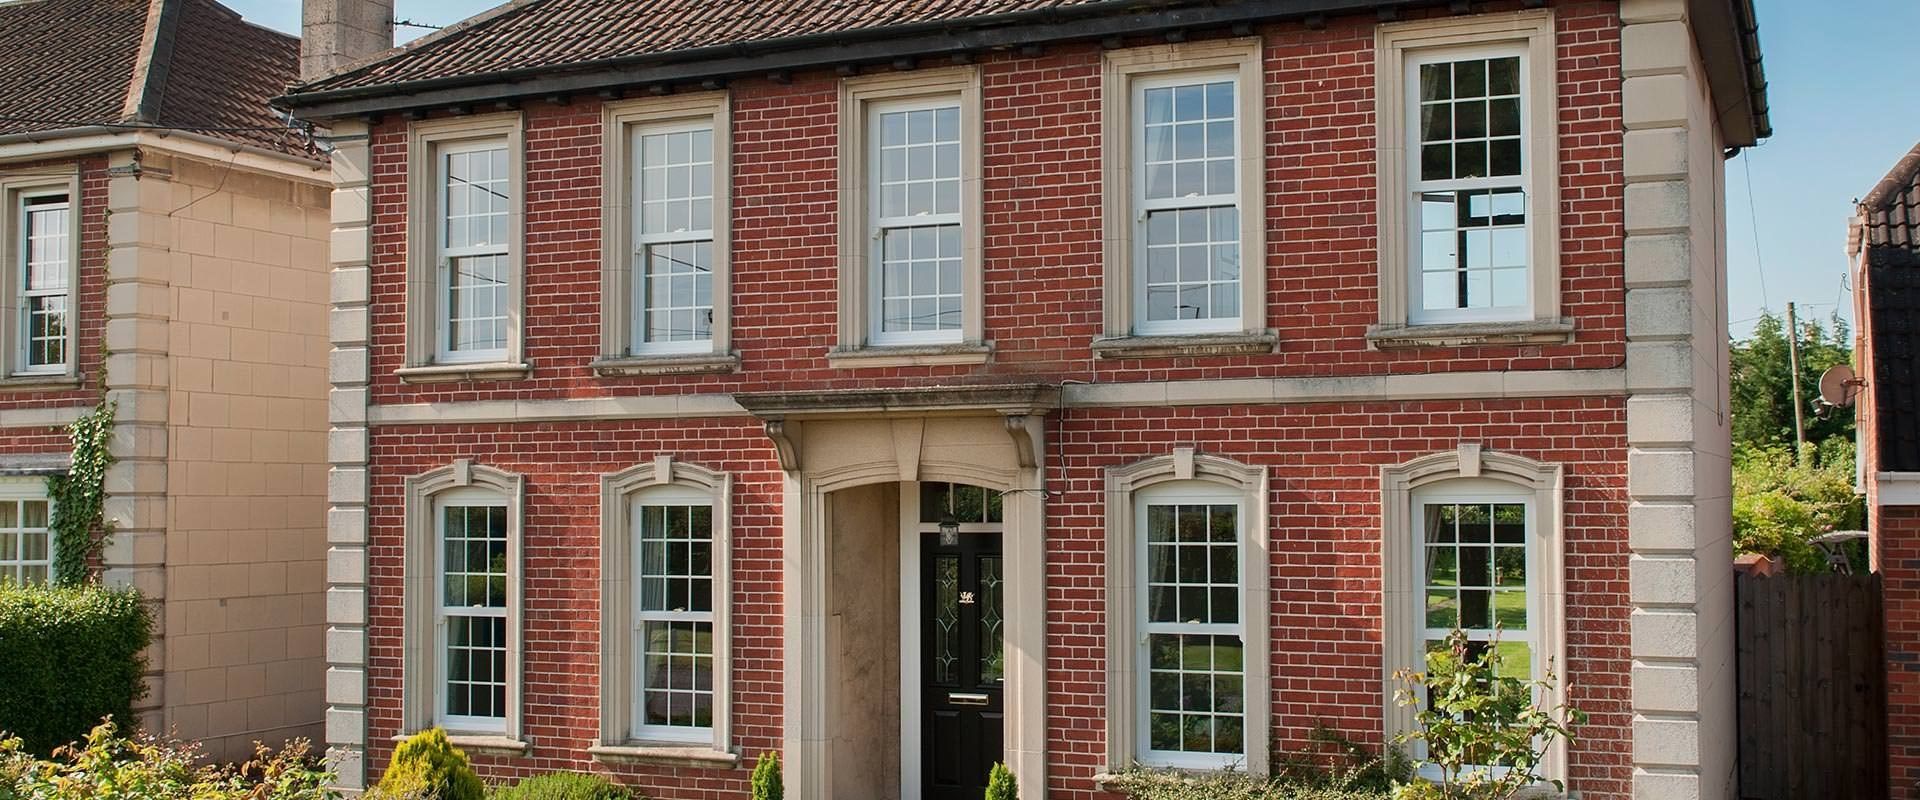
[278,0,1439,118]
[0,125,328,179]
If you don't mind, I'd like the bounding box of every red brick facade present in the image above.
[352,2,1636,797]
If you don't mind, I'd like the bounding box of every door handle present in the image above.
[947,692,990,706]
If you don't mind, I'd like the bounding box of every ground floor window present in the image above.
[1417,498,1534,681]
[632,488,717,741]
[0,478,51,586]
[436,490,511,733]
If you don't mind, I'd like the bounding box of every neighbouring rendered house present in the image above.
[278,1,1768,798]
[1850,143,1920,799]
[0,0,334,761]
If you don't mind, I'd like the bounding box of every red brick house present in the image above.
[1850,143,1920,799]
[0,0,334,761]
[280,1,1769,798]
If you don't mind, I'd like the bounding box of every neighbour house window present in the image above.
[1100,39,1265,342]
[437,141,511,364]
[436,488,511,733]
[835,68,984,358]
[1103,448,1271,776]
[403,461,523,744]
[1408,50,1530,323]
[18,194,70,373]
[404,114,525,379]
[632,123,716,354]
[597,458,733,758]
[1138,489,1246,766]
[1134,74,1243,335]
[0,479,52,586]
[1373,12,1559,336]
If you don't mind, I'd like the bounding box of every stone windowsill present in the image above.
[394,362,532,384]
[1091,332,1278,359]
[1366,319,1576,349]
[588,743,740,768]
[825,342,993,368]
[390,733,529,757]
[590,352,740,377]
[0,372,84,391]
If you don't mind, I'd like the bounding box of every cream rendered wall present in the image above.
[145,151,332,760]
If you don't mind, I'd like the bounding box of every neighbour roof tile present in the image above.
[1861,142,1920,471]
[0,0,310,157]
[295,0,1113,94]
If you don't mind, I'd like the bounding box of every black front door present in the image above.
[921,530,1004,800]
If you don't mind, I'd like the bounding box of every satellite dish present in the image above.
[1818,364,1860,408]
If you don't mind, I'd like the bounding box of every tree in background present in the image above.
[1728,310,1863,572]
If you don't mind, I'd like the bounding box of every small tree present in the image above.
[1390,630,1582,800]
[372,728,483,800]
[751,751,783,800]
[985,762,1018,800]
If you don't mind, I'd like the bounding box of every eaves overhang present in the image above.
[276,0,1455,119]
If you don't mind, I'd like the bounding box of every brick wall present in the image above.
[357,396,1631,798]
[359,1,1622,405]
[1881,504,1920,798]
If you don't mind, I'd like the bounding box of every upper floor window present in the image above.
[1408,50,1530,323]
[402,114,527,382]
[1,177,78,380]
[1373,11,1562,341]
[598,94,735,375]
[18,194,70,374]
[1101,39,1266,343]
[833,68,986,364]
[0,478,52,586]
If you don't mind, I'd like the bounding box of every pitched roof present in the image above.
[296,0,1114,94]
[0,0,310,157]
[1859,141,1920,251]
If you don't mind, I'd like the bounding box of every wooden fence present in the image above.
[1736,571,1886,800]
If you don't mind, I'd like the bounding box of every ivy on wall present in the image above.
[47,401,114,586]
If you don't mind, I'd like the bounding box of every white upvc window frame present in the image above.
[402,113,527,381]
[598,91,735,373]
[630,120,719,356]
[401,460,526,751]
[1380,445,1566,786]
[1130,70,1247,337]
[595,457,736,766]
[0,476,53,586]
[1404,45,1534,325]
[1100,38,1266,342]
[433,486,511,734]
[834,67,986,362]
[1373,10,1562,337]
[866,95,967,347]
[1102,447,1271,777]
[0,175,79,382]
[628,483,719,744]
[1134,482,1250,769]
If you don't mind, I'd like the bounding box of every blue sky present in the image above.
[231,0,1917,339]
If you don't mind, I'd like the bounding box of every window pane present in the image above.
[1421,501,1532,679]
[446,255,508,354]
[1417,189,1528,312]
[1146,633,1244,755]
[442,146,509,250]
[1143,208,1238,324]
[444,615,508,721]
[21,199,69,370]
[877,224,962,334]
[640,620,714,728]
[1141,79,1235,202]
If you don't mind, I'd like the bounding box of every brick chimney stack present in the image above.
[300,0,395,82]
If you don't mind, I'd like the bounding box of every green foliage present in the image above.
[1273,725,1411,793]
[0,719,335,799]
[1105,767,1388,800]
[1730,311,1854,452]
[0,583,151,756]
[1732,441,1866,573]
[46,401,114,586]
[749,751,782,800]
[985,762,1018,800]
[488,772,633,800]
[1389,630,1582,800]
[373,729,484,800]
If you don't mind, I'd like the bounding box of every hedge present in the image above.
[0,584,152,755]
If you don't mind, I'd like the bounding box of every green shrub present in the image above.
[489,772,632,800]
[1389,629,1582,800]
[1274,725,1410,793]
[0,584,152,755]
[373,728,484,800]
[1733,442,1865,573]
[749,751,782,800]
[1106,767,1388,800]
[0,719,334,799]
[985,762,1017,800]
